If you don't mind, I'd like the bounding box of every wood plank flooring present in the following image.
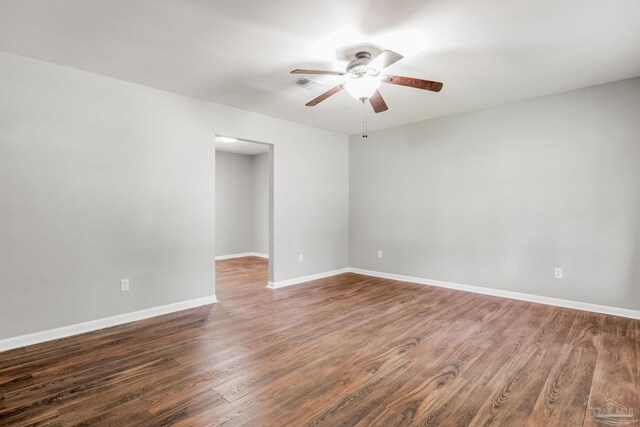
[1,256,638,426]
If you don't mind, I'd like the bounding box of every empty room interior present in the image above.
[0,1,639,426]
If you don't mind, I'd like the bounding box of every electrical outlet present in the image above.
[377,250,383,259]
[121,279,130,292]
[298,254,304,263]
[554,268,563,279]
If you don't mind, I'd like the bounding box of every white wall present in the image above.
[215,150,269,256]
[215,151,254,256]
[0,51,348,339]
[251,152,270,255]
[349,77,640,311]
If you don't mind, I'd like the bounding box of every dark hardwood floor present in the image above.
[1,256,638,426]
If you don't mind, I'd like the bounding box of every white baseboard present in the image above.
[348,268,640,320]
[267,268,349,289]
[0,295,218,352]
[216,252,269,260]
[5,266,636,353]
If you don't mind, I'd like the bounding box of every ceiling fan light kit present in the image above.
[345,75,381,100]
[291,49,443,113]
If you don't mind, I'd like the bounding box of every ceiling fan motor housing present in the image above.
[346,52,378,77]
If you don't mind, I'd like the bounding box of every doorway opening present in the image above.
[214,135,273,300]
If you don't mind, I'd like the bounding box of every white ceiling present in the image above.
[1,0,639,135]
[215,140,270,155]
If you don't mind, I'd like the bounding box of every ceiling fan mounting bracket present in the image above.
[346,51,377,78]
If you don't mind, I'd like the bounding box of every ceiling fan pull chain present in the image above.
[362,99,368,139]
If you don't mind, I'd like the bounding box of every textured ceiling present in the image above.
[1,0,639,134]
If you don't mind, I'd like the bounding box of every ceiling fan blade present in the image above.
[369,90,388,113]
[305,84,345,106]
[367,50,404,71]
[291,69,345,76]
[384,75,443,92]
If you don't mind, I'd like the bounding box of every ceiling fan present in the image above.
[291,50,443,113]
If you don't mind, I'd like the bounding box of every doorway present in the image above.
[214,135,273,299]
